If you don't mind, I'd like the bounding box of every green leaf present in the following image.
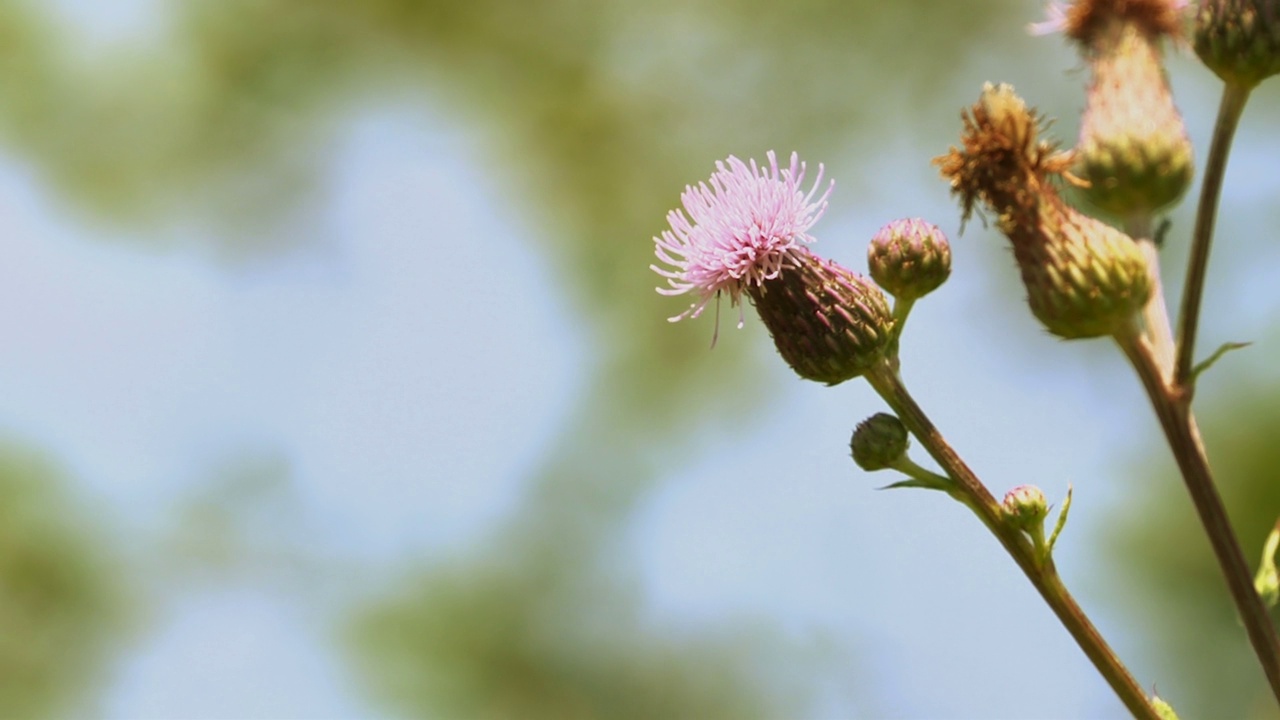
[1046,484,1073,556]
[1190,341,1252,384]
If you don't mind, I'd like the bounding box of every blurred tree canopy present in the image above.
[0,441,125,717]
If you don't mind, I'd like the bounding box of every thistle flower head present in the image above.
[1032,0,1189,45]
[652,151,833,323]
[1195,0,1280,88]
[1074,11,1194,218]
[937,85,1152,340]
[747,248,894,385]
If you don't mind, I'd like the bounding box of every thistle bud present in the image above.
[868,218,953,301]
[1002,485,1049,532]
[1075,22,1193,218]
[747,247,893,385]
[1195,0,1280,88]
[850,413,909,472]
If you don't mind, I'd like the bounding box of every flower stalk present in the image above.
[862,360,1162,720]
[1173,81,1252,393]
[1116,330,1280,703]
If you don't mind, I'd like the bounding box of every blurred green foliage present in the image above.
[29,0,1280,717]
[0,441,125,717]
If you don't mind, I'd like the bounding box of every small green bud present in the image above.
[1002,485,1049,532]
[747,248,894,385]
[868,218,952,301]
[850,413,909,471]
[1195,0,1280,88]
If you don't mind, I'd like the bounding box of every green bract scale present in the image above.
[850,413,910,472]
[747,248,894,385]
[868,218,953,302]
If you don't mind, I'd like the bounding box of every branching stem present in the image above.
[1174,81,1252,392]
[1117,328,1280,704]
[863,361,1160,720]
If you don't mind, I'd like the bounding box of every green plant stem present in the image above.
[863,361,1160,720]
[1174,81,1252,392]
[1125,216,1175,380]
[1116,330,1280,705]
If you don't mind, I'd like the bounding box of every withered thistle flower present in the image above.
[652,152,893,384]
[1195,0,1280,88]
[936,84,1152,339]
[1040,0,1193,219]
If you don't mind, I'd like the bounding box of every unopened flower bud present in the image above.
[1195,0,1280,88]
[850,413,909,471]
[1002,485,1049,532]
[868,218,952,301]
[1076,21,1193,218]
[747,248,894,385]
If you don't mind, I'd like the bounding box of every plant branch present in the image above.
[863,361,1161,720]
[1115,330,1280,704]
[1125,215,1175,381]
[1174,81,1253,392]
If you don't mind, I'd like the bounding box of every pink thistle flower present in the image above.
[651,150,833,325]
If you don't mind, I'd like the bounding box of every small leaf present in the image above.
[1254,523,1280,609]
[1046,484,1073,556]
[877,477,950,492]
[1190,341,1251,384]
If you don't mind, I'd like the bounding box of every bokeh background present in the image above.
[3,0,1280,717]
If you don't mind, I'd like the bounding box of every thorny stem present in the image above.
[1174,81,1252,392]
[1116,328,1280,705]
[863,361,1160,720]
